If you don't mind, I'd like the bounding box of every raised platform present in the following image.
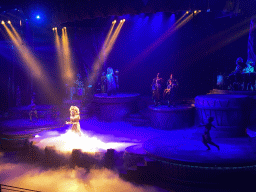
[92,93,140,121]
[0,119,65,151]
[8,105,59,119]
[0,119,63,132]
[139,127,256,186]
[148,105,195,130]
[207,90,256,131]
[195,94,251,137]
[209,89,256,96]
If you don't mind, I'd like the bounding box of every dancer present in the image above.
[200,117,220,150]
[66,106,82,136]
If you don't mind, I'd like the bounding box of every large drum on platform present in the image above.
[195,94,250,138]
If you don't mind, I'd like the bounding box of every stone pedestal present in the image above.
[92,93,140,121]
[148,105,195,130]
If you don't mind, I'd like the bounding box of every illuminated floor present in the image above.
[1,116,256,191]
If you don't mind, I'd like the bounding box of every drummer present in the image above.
[233,57,245,73]
[229,57,245,90]
[243,60,255,90]
[243,60,255,73]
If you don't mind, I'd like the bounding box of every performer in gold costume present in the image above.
[66,106,82,136]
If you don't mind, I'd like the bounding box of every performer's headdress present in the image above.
[69,106,80,115]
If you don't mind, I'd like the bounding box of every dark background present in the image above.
[0,0,255,111]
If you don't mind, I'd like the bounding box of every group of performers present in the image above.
[66,73,86,100]
[228,57,256,91]
[100,67,119,96]
[152,73,178,106]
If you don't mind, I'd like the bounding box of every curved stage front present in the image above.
[8,105,59,120]
[92,93,140,121]
[139,127,256,187]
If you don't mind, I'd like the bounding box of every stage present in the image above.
[1,118,256,189]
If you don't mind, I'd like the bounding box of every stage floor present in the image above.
[29,117,176,152]
[1,115,256,191]
[2,116,256,168]
[143,127,256,167]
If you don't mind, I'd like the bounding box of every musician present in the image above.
[106,67,117,96]
[229,57,245,91]
[243,60,255,90]
[101,72,107,93]
[234,57,246,73]
[152,73,164,106]
[164,74,178,107]
[243,60,255,73]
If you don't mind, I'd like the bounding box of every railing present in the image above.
[0,184,41,192]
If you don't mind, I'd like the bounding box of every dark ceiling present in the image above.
[1,0,255,26]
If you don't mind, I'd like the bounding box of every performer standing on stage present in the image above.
[66,106,82,136]
[164,74,178,107]
[229,57,246,90]
[29,93,38,121]
[115,69,119,92]
[101,72,107,93]
[243,60,255,90]
[106,67,117,96]
[152,73,164,106]
[200,117,220,151]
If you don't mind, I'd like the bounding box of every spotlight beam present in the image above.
[61,28,75,85]
[87,20,125,87]
[174,16,254,68]
[126,13,193,72]
[9,23,24,45]
[2,23,57,101]
[54,29,66,85]
[3,24,42,77]
[103,21,116,49]
[105,20,125,54]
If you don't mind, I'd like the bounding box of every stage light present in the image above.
[52,28,55,31]
[8,21,11,24]
[1,21,4,25]
[122,19,125,22]
[3,23,57,101]
[36,15,40,19]
[126,12,193,73]
[199,10,201,12]
[55,27,57,30]
[194,10,197,14]
[186,11,189,14]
